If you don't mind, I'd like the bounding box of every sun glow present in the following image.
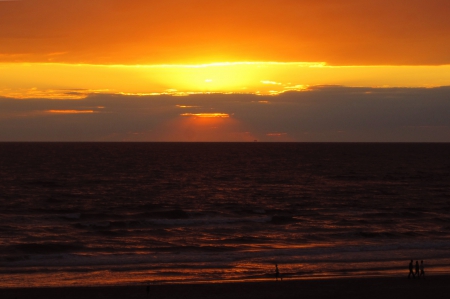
[2,62,450,99]
[150,112,254,142]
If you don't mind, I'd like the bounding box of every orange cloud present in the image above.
[180,113,230,118]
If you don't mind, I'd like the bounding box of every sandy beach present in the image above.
[1,275,448,299]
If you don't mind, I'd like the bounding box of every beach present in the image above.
[1,275,448,299]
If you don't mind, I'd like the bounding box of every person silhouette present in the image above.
[408,260,415,279]
[420,260,425,278]
[415,261,420,278]
[146,284,150,298]
[275,264,281,281]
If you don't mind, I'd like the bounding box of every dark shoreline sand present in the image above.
[1,275,448,299]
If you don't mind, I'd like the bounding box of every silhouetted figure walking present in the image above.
[420,260,425,278]
[146,284,150,298]
[415,260,420,278]
[275,264,281,281]
[408,260,415,279]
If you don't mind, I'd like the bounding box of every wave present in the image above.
[4,239,450,266]
[9,242,84,254]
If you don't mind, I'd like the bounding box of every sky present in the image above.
[1,0,450,141]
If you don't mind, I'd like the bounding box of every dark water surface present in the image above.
[1,143,450,287]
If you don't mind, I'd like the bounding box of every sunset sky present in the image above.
[1,0,450,141]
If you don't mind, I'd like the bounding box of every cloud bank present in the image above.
[1,86,449,142]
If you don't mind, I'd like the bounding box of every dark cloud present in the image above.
[1,86,449,142]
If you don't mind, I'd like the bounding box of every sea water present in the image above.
[1,143,449,287]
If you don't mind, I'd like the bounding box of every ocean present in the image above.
[1,143,449,288]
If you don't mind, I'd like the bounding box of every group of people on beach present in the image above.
[408,260,425,279]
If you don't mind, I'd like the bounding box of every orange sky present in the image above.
[3,63,450,99]
[1,0,450,65]
[1,0,450,142]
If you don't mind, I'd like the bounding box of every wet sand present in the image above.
[1,275,448,299]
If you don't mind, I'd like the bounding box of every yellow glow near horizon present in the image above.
[2,62,450,99]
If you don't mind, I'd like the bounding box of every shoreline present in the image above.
[1,269,448,289]
[1,275,448,299]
